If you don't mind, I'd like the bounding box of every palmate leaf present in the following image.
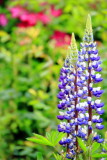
[92,153,107,158]
[46,131,66,146]
[27,131,65,147]
[27,134,53,147]
[37,152,44,160]
[77,137,87,152]
[92,142,100,153]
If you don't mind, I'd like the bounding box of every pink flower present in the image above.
[20,13,38,25]
[36,12,51,24]
[51,31,71,47]
[50,6,62,17]
[18,12,50,27]
[9,6,27,18]
[0,14,8,26]
[10,5,51,27]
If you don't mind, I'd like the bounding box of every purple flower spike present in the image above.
[57,33,88,159]
[79,14,104,142]
[57,15,104,160]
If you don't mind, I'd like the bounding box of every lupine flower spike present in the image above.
[80,14,104,143]
[57,33,89,159]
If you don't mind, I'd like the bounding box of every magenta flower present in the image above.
[36,12,51,24]
[51,31,71,47]
[9,6,27,18]
[18,12,50,27]
[19,13,38,26]
[0,14,8,26]
[50,5,62,17]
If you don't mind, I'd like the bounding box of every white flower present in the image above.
[85,54,88,58]
[87,97,92,101]
[93,87,101,91]
[66,85,71,90]
[91,101,94,105]
[96,74,101,78]
[95,99,101,104]
[88,121,92,125]
[81,76,85,80]
[78,90,83,94]
[92,61,97,65]
[75,118,77,123]
[83,87,87,90]
[97,108,101,111]
[89,83,93,87]
[91,70,95,75]
[79,113,84,118]
[59,112,65,115]
[86,113,89,117]
[93,47,96,51]
[82,62,86,67]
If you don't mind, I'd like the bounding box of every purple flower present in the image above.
[57,33,88,159]
[79,14,104,141]
[57,15,104,160]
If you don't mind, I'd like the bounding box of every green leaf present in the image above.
[37,152,43,160]
[92,153,107,158]
[77,138,87,152]
[105,132,107,142]
[27,133,53,146]
[86,134,93,146]
[27,131,65,147]
[78,154,83,160]
[102,143,107,151]
[53,153,64,160]
[92,142,100,153]
[46,131,65,146]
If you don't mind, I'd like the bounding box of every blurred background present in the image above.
[0,0,107,159]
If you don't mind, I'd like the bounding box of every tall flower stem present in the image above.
[88,55,92,136]
[74,67,79,151]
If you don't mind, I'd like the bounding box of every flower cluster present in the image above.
[51,31,71,47]
[9,4,62,27]
[57,33,89,159]
[57,15,104,159]
[79,15,104,143]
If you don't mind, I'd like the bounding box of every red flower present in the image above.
[0,14,8,26]
[17,22,32,28]
[9,6,27,18]
[51,31,71,47]
[36,12,51,24]
[18,12,50,27]
[50,6,62,17]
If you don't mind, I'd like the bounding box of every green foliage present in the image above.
[0,0,107,159]
[92,153,107,158]
[46,131,66,147]
[92,142,100,154]
[53,153,63,160]
[37,152,44,160]
[28,131,65,147]
[27,135,54,147]
[102,143,107,151]
[77,138,87,152]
